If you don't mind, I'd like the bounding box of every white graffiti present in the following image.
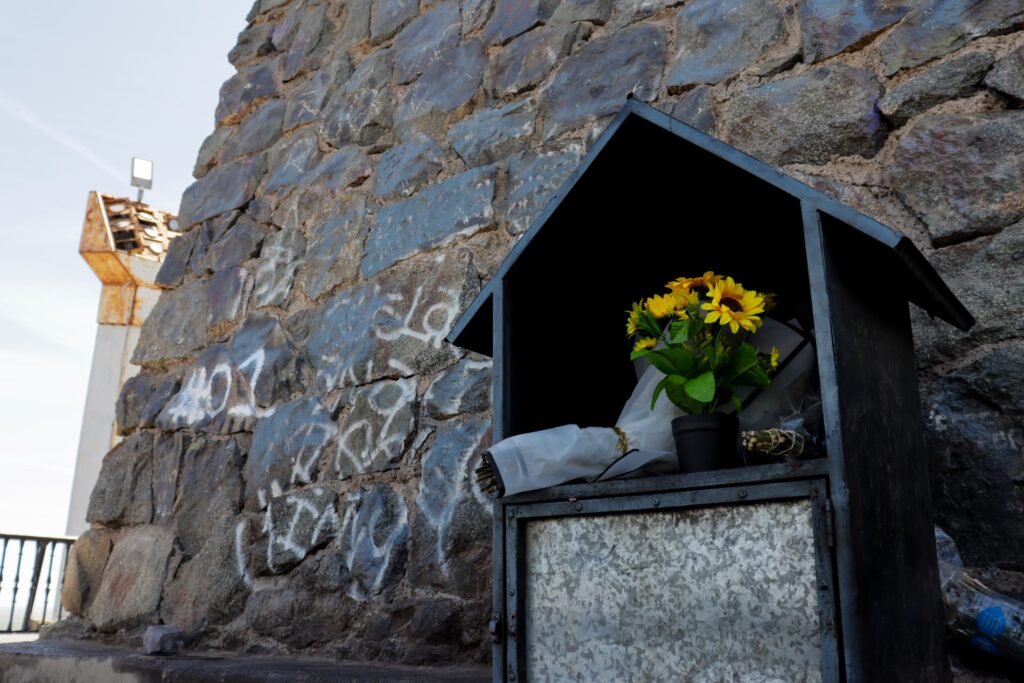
[423,359,492,416]
[340,488,409,601]
[374,283,460,350]
[417,419,491,577]
[234,518,253,587]
[252,235,302,307]
[334,378,416,478]
[161,346,276,428]
[264,487,339,573]
[928,406,1022,452]
[254,400,338,510]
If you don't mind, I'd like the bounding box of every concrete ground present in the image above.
[0,639,490,683]
[0,634,37,645]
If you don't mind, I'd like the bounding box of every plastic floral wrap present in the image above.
[937,527,1024,663]
[478,364,682,497]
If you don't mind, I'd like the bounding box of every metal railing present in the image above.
[0,534,74,633]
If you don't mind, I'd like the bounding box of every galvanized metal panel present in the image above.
[524,499,822,682]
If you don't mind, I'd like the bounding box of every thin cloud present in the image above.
[0,93,124,183]
[0,315,76,357]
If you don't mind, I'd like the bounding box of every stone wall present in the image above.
[61,0,1024,664]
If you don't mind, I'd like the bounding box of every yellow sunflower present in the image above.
[770,346,780,370]
[666,271,721,294]
[701,277,766,333]
[646,293,678,319]
[633,337,657,353]
[626,309,640,336]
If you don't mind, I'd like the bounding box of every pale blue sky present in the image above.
[0,1,253,536]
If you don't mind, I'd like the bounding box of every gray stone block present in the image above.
[143,625,185,655]
[299,194,367,300]
[670,85,716,134]
[306,249,478,393]
[667,0,787,90]
[178,155,266,230]
[371,0,419,43]
[334,378,417,478]
[879,52,994,127]
[798,0,909,64]
[216,62,278,124]
[410,416,491,599]
[252,228,306,307]
[539,25,665,140]
[362,166,495,277]
[321,50,395,148]
[891,112,1024,245]
[132,278,209,364]
[506,144,583,234]
[723,64,886,166]
[985,45,1024,102]
[485,24,579,98]
[339,485,409,599]
[246,397,337,510]
[283,71,328,131]
[424,357,492,418]
[373,136,444,198]
[87,526,175,633]
[222,99,286,160]
[879,0,1023,75]
[449,100,535,166]
[394,40,487,134]
[265,486,340,573]
[484,0,559,45]
[394,1,462,84]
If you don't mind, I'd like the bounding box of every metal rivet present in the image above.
[509,588,515,596]
[653,498,660,507]
[575,503,582,511]
[509,668,517,681]
[507,510,515,519]
[738,490,747,499]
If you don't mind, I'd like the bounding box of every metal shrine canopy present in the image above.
[446,96,973,439]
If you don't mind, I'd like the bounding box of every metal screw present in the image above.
[738,490,747,499]
[575,503,582,511]
[653,498,660,507]
[507,510,515,519]
[509,667,517,681]
[509,588,515,596]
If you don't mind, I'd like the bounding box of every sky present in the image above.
[0,1,254,537]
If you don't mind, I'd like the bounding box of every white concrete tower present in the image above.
[66,192,178,535]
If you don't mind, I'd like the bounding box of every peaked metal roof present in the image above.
[448,97,973,351]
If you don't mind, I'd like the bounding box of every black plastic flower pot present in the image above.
[672,413,740,473]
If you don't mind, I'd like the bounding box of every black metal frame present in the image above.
[449,98,969,682]
[494,476,842,683]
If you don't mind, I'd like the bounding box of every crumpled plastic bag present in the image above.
[937,527,1024,663]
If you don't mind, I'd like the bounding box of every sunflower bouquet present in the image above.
[627,272,779,415]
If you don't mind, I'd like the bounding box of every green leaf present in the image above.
[650,376,671,410]
[660,346,696,377]
[736,365,770,389]
[645,350,678,376]
[684,371,716,403]
[725,342,759,382]
[664,376,704,414]
[630,348,651,361]
[669,320,689,343]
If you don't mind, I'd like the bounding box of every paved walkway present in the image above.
[0,639,490,682]
[0,633,38,644]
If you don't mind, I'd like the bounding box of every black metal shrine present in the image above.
[447,97,974,683]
